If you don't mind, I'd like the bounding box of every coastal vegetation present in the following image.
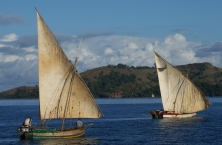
[0,62,222,99]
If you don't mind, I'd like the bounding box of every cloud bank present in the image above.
[0,12,26,26]
[0,33,222,92]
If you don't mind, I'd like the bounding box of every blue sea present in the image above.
[0,97,221,145]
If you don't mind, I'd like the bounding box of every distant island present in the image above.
[0,62,222,99]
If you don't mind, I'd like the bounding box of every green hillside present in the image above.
[1,62,222,99]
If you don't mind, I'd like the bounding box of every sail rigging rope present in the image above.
[61,64,76,130]
[42,62,74,120]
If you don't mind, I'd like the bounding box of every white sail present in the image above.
[154,52,210,114]
[37,12,103,120]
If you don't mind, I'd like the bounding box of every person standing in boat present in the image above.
[76,118,82,128]
[22,117,32,127]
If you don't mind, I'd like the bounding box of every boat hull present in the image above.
[150,110,196,119]
[17,124,92,140]
[163,112,196,118]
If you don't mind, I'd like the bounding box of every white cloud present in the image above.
[0,33,222,92]
[164,33,186,45]
[0,33,18,42]
[126,42,138,50]
[145,43,154,52]
[0,44,6,48]
[1,54,20,62]
[5,55,20,62]
[25,54,37,61]
[22,46,36,52]
[58,34,222,71]
[104,47,113,55]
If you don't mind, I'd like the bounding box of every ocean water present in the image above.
[0,97,221,145]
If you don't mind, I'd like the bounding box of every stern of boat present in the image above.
[150,110,164,119]
[17,126,33,140]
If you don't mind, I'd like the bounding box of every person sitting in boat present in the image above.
[22,117,32,127]
[76,118,82,128]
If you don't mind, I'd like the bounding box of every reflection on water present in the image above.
[159,116,206,124]
[151,116,214,144]
[39,138,99,145]
[158,117,207,133]
[18,137,99,145]
[100,117,151,122]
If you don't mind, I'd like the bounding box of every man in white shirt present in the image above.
[76,119,82,128]
[22,117,32,127]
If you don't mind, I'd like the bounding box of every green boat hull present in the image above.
[17,125,90,140]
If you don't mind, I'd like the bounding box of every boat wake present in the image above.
[99,117,151,122]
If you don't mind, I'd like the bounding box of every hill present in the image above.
[0,86,39,99]
[1,62,222,99]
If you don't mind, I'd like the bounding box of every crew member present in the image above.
[76,118,82,128]
[22,117,32,127]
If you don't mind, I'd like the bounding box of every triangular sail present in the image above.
[154,52,210,114]
[36,11,103,120]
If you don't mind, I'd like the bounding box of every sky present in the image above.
[0,0,222,92]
